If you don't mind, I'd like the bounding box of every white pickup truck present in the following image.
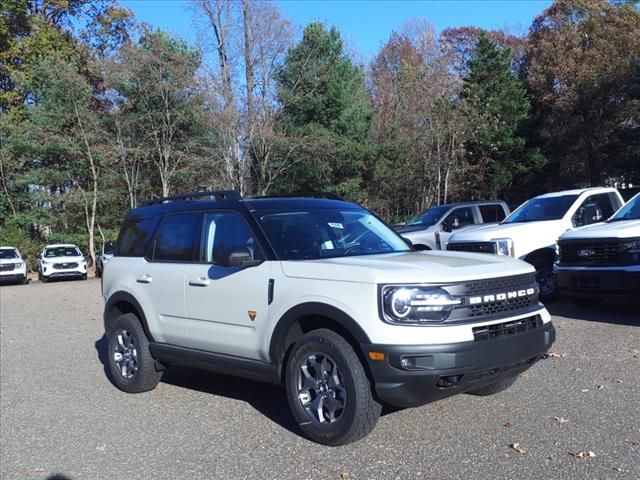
[446,187,624,301]
[556,192,640,303]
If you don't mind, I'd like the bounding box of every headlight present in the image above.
[628,239,640,254]
[493,238,514,256]
[381,286,461,324]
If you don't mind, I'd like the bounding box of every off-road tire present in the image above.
[285,328,382,446]
[467,375,517,396]
[107,313,162,393]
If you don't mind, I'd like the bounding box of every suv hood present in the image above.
[395,224,436,234]
[41,255,84,263]
[448,220,567,257]
[281,251,534,284]
[560,220,640,240]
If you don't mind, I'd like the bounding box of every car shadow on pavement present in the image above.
[95,335,400,439]
[547,300,638,326]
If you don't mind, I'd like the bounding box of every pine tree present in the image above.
[275,23,372,199]
[462,33,544,199]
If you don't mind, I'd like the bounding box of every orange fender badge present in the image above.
[248,311,257,321]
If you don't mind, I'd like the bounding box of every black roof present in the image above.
[128,191,361,219]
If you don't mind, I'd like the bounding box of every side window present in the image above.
[116,216,160,257]
[443,207,476,231]
[151,213,201,262]
[202,212,264,264]
[479,204,506,223]
[572,193,619,227]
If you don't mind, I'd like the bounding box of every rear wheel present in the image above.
[107,313,162,393]
[468,375,517,396]
[285,329,381,446]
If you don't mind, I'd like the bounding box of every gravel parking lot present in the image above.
[1,278,638,480]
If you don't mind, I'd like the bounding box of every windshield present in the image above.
[44,246,81,258]
[407,205,449,227]
[0,249,18,259]
[103,242,115,254]
[255,208,410,260]
[504,194,579,223]
[608,194,640,222]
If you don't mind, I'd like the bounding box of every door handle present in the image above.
[136,274,152,284]
[188,277,210,287]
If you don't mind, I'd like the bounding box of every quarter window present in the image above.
[151,213,201,262]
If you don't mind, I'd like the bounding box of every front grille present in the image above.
[447,242,497,254]
[445,273,539,322]
[0,263,16,271]
[53,262,79,270]
[558,240,630,266]
[472,315,542,342]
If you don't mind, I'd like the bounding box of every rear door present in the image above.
[131,212,202,346]
[184,210,273,360]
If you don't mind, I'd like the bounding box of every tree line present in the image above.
[1,0,639,267]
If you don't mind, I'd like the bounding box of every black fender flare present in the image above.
[268,302,372,366]
[103,291,153,341]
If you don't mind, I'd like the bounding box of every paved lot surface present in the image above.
[1,279,639,480]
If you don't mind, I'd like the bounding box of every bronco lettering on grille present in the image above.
[468,288,536,305]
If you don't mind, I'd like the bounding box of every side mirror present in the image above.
[215,247,263,268]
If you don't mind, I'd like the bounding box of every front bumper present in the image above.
[557,265,640,297]
[361,318,555,408]
[0,272,27,282]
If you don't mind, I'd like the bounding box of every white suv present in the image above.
[0,246,28,284]
[103,191,555,445]
[556,192,640,302]
[37,244,88,282]
[447,187,624,301]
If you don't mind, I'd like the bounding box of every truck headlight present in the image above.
[494,238,514,256]
[381,286,461,324]
[628,239,640,254]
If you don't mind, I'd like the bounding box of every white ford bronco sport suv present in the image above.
[103,191,555,445]
[395,200,510,251]
[556,192,640,303]
[446,187,624,301]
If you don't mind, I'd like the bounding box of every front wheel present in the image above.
[467,375,517,396]
[534,263,557,302]
[285,329,381,446]
[107,313,162,393]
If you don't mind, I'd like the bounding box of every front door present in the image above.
[185,210,272,360]
[439,206,479,246]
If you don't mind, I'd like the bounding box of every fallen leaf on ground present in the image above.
[511,443,526,455]
[581,389,590,393]
[23,468,44,476]
[553,416,569,423]
[625,440,640,446]
[547,352,566,358]
[96,444,106,451]
[340,473,349,480]
[504,421,513,428]
[596,385,605,390]
[570,451,596,458]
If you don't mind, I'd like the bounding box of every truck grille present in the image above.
[447,242,497,254]
[53,262,79,270]
[473,315,542,342]
[0,263,16,271]
[558,240,632,266]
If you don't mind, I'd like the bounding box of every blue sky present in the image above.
[121,0,552,58]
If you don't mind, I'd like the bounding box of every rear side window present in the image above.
[116,216,160,257]
[479,204,506,223]
[151,213,201,262]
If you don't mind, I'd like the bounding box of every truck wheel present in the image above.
[468,375,517,396]
[285,328,382,446]
[534,263,557,302]
[107,313,162,393]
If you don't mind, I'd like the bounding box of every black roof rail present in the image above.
[141,190,241,207]
[250,191,345,201]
